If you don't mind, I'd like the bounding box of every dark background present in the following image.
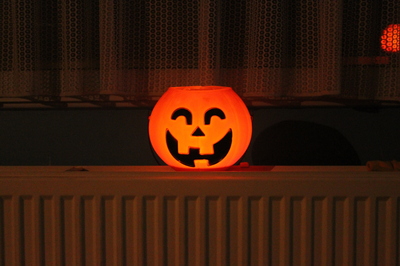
[1,106,399,166]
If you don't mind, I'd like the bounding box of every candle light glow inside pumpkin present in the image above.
[148,86,252,171]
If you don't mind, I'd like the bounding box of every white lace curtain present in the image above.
[1,0,400,105]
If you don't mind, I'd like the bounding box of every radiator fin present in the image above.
[311,197,331,265]
[375,197,396,265]
[248,196,264,266]
[81,196,99,265]
[60,196,80,265]
[226,196,244,265]
[39,196,57,265]
[268,196,288,266]
[122,196,141,266]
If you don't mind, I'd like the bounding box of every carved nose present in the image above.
[192,127,205,136]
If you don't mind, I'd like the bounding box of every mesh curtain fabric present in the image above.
[0,0,400,105]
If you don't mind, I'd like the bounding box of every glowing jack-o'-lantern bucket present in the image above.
[148,86,252,171]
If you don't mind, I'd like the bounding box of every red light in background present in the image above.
[381,24,400,53]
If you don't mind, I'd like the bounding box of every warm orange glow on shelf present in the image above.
[148,86,252,171]
[381,24,400,52]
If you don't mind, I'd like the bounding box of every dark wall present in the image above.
[0,107,399,166]
[249,107,400,165]
[0,109,153,166]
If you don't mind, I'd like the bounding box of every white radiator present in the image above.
[0,166,399,265]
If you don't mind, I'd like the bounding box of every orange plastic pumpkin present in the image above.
[381,24,400,52]
[148,86,252,170]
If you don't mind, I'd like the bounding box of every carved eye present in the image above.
[171,108,192,125]
[204,108,225,125]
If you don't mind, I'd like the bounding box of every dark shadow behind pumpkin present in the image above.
[252,120,361,166]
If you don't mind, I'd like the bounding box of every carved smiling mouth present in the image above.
[166,129,232,167]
